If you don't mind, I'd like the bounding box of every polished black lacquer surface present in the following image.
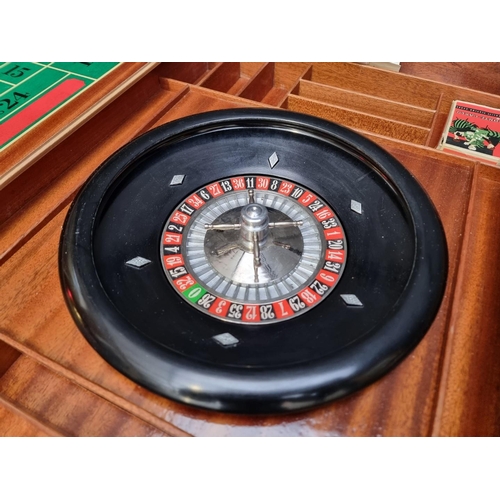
[59,109,447,413]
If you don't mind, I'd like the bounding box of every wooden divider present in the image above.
[156,62,218,85]
[0,355,169,436]
[0,339,21,379]
[293,80,435,127]
[284,94,431,145]
[238,62,276,102]
[197,62,266,95]
[306,62,442,109]
[0,403,55,437]
[433,165,500,436]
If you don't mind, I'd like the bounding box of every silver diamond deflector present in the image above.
[268,152,279,169]
[350,200,363,214]
[170,175,185,186]
[340,294,363,307]
[212,332,239,347]
[125,256,151,268]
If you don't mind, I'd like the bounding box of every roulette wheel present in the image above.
[59,108,447,414]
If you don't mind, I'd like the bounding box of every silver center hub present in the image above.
[205,204,304,285]
[239,203,270,251]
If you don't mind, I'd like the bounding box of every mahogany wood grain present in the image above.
[293,80,435,128]
[433,165,500,436]
[156,62,217,85]
[272,63,312,88]
[199,62,272,95]
[426,111,450,149]
[148,85,265,129]
[284,94,430,144]
[0,403,54,437]
[160,63,312,108]
[239,63,276,102]
[308,63,442,109]
[0,355,169,437]
[197,63,247,94]
[258,63,312,106]
[400,63,500,97]
[0,339,21,378]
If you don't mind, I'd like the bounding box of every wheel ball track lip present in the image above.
[59,108,448,414]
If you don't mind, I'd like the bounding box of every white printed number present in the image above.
[260,305,275,320]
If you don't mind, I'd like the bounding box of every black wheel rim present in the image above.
[59,108,448,414]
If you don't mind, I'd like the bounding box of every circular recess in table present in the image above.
[59,108,447,414]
